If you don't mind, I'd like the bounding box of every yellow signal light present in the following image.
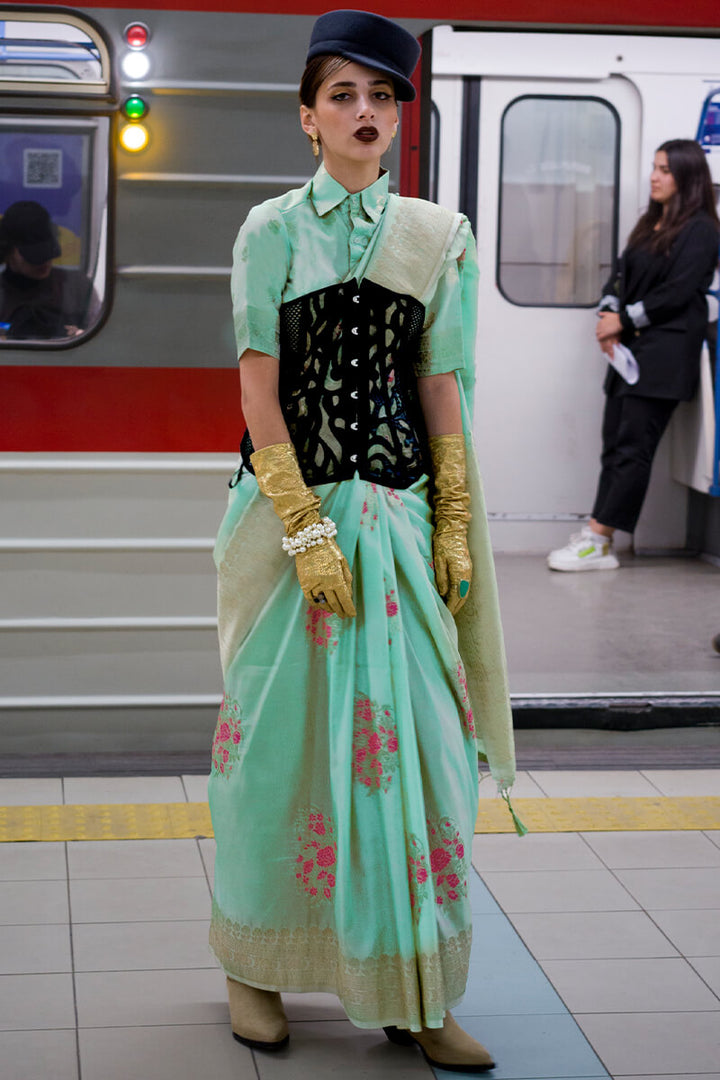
[119,122,149,153]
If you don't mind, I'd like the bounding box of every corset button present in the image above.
[351,358,359,366]
[351,327,359,335]
[351,422,358,431]
[350,390,358,399]
[350,454,357,462]
[353,295,360,303]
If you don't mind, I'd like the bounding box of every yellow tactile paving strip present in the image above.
[479,796,720,834]
[0,797,719,842]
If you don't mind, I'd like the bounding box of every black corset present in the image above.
[241,279,429,489]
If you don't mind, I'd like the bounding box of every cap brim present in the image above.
[18,237,61,265]
[306,45,416,101]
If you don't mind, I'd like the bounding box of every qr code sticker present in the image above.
[23,149,63,189]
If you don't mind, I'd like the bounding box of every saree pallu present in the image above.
[208,472,479,1031]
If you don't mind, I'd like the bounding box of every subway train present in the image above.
[1,1,719,763]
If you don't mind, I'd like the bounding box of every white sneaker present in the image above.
[547,525,620,572]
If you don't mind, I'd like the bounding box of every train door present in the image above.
[428,29,663,553]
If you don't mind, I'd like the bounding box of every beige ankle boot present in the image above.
[385,1013,494,1073]
[226,976,289,1051]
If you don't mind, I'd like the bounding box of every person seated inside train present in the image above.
[0,200,99,340]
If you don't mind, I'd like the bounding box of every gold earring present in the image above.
[311,132,320,158]
[391,126,397,140]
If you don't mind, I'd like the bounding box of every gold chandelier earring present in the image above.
[310,132,320,158]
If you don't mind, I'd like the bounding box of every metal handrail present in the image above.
[708,250,720,496]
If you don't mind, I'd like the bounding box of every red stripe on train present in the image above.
[1,367,243,452]
[30,0,720,29]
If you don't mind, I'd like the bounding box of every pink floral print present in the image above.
[360,484,379,530]
[456,662,476,738]
[385,588,398,618]
[406,833,430,922]
[211,696,245,778]
[352,694,399,793]
[294,808,337,903]
[305,605,340,652]
[427,816,468,906]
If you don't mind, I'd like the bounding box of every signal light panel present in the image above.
[119,25,151,151]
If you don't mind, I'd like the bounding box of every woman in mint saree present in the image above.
[208,10,516,1072]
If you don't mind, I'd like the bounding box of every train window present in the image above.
[0,13,111,346]
[698,87,720,186]
[0,14,109,93]
[0,117,110,345]
[498,96,619,307]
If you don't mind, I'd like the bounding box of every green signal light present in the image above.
[123,95,148,120]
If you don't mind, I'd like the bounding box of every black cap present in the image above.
[0,200,61,265]
[306,9,420,102]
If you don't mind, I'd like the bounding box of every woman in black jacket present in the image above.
[548,139,719,571]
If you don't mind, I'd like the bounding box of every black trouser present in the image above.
[591,393,677,534]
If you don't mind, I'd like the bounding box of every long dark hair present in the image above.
[627,139,719,254]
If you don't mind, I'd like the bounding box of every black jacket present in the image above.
[601,212,719,401]
[0,266,94,339]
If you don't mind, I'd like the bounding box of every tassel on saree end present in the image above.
[501,789,529,837]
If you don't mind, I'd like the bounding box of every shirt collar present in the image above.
[310,163,389,222]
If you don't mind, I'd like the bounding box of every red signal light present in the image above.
[124,23,149,49]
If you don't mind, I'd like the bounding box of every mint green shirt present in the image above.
[230,164,478,384]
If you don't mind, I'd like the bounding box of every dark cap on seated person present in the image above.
[306,9,421,101]
[0,200,61,265]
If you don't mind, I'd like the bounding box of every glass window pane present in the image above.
[0,117,109,345]
[498,96,619,307]
[0,17,105,87]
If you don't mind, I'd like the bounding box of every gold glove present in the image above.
[429,434,472,616]
[250,442,356,619]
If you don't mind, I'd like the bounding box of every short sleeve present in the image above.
[415,216,478,380]
[231,202,290,360]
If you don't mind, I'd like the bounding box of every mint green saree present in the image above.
[208,168,515,1031]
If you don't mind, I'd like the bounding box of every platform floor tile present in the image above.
[72,918,212,972]
[649,908,720,956]
[574,1012,720,1077]
[79,1024,256,1080]
[507,910,679,961]
[541,956,720,1013]
[63,775,186,805]
[4,770,720,1080]
[433,1013,608,1080]
[613,866,720,909]
[0,1029,78,1080]
[580,829,720,868]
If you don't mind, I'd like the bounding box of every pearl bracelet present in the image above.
[282,516,338,556]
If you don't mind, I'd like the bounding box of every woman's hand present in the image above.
[250,438,356,621]
[599,334,620,358]
[426,433,472,617]
[295,538,355,618]
[433,525,472,616]
[596,312,622,342]
[417,378,472,616]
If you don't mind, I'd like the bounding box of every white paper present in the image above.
[608,343,640,385]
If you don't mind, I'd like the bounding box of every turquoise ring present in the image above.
[458,580,470,598]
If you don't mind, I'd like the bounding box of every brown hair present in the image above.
[299,54,349,108]
[627,139,719,254]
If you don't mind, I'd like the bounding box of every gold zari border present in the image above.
[209,901,472,1029]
